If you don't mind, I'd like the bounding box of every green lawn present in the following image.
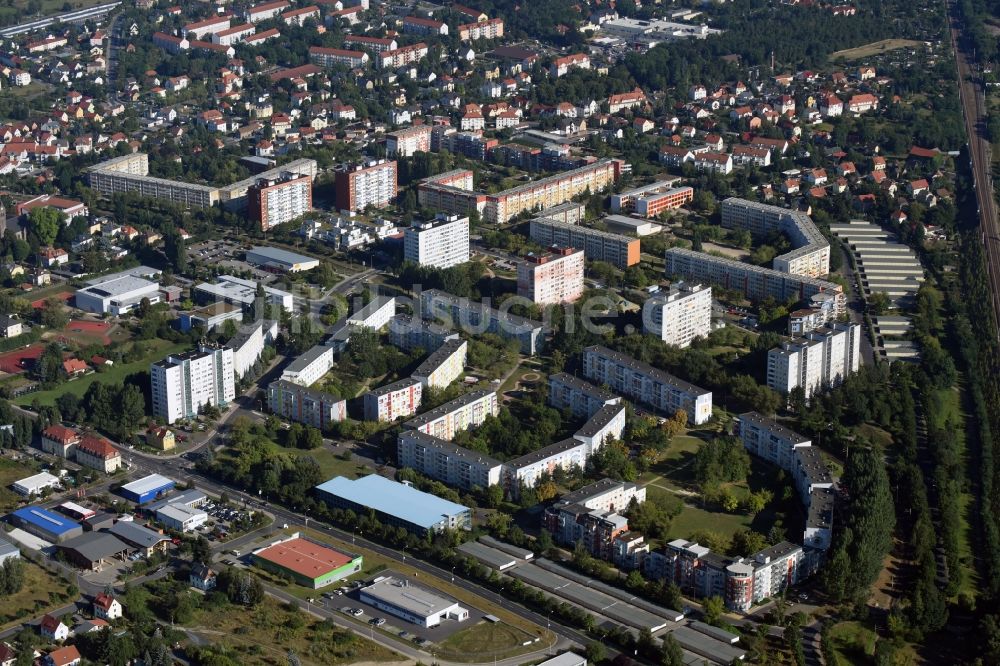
[277,444,374,481]
[0,457,39,514]
[435,620,539,662]
[16,340,190,407]
[0,560,72,629]
[667,504,753,542]
[183,595,401,666]
[826,621,877,665]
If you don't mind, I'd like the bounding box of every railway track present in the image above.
[949,0,1000,339]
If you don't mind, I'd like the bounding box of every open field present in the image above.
[183,595,400,666]
[51,319,115,346]
[15,339,190,406]
[0,344,44,374]
[825,621,876,665]
[0,457,36,514]
[435,620,540,663]
[0,560,71,629]
[829,39,925,62]
[29,289,72,309]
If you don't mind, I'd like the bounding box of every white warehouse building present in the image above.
[75,267,162,315]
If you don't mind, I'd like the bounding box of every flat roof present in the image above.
[246,246,318,267]
[255,536,354,579]
[11,506,78,534]
[738,411,810,445]
[362,576,457,616]
[285,344,332,373]
[575,403,625,438]
[84,266,161,286]
[584,345,710,397]
[108,521,170,548]
[156,504,206,522]
[58,502,95,519]
[367,377,421,397]
[348,295,395,323]
[412,338,466,377]
[402,389,494,429]
[549,372,619,403]
[120,474,175,497]
[456,540,517,571]
[59,532,130,562]
[78,275,158,299]
[314,475,468,529]
[536,653,586,666]
[14,471,60,489]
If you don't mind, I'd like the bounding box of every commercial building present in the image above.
[247,175,312,231]
[119,474,176,504]
[642,283,712,348]
[178,303,244,332]
[245,246,319,273]
[517,247,585,305]
[155,504,208,532]
[151,344,235,423]
[766,323,862,398]
[107,521,171,557]
[402,389,498,440]
[253,533,362,588]
[364,378,423,421]
[397,430,502,490]
[75,268,161,316]
[582,345,713,424]
[529,217,640,269]
[403,215,470,269]
[334,160,397,212]
[74,435,122,474]
[536,654,586,666]
[720,198,830,277]
[347,296,396,330]
[308,46,369,68]
[388,314,458,351]
[0,535,18,564]
[314,474,471,534]
[9,506,82,542]
[611,181,692,218]
[194,275,294,312]
[281,344,334,387]
[548,372,621,418]
[360,576,468,627]
[11,472,61,496]
[411,339,468,389]
[386,125,432,157]
[664,248,846,317]
[268,379,346,429]
[419,289,544,355]
[57,533,129,571]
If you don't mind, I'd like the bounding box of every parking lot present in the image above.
[188,239,275,283]
[194,498,256,541]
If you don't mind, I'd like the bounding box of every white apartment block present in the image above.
[281,345,334,387]
[737,412,811,471]
[516,247,585,305]
[335,161,397,212]
[582,345,713,424]
[183,13,232,39]
[548,372,621,419]
[403,215,470,269]
[402,389,498,440]
[246,0,289,22]
[309,46,369,68]
[411,339,467,390]
[364,378,423,421]
[642,283,712,348]
[231,320,277,380]
[397,430,502,490]
[347,296,396,330]
[212,23,255,46]
[151,345,236,424]
[388,315,458,351]
[387,125,432,157]
[720,198,830,278]
[767,323,862,399]
[377,42,428,69]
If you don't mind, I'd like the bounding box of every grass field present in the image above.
[15,340,190,407]
[0,560,71,629]
[436,620,540,663]
[183,595,400,666]
[0,457,38,514]
[826,621,877,665]
[275,444,374,481]
[829,39,925,62]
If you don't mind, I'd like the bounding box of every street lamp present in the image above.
[451,566,455,583]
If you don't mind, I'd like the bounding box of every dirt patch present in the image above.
[57,319,112,346]
[31,291,72,309]
[829,39,925,62]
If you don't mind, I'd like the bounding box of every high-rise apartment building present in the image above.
[719,198,830,277]
[334,160,397,212]
[516,247,585,305]
[403,215,470,269]
[642,283,712,348]
[151,345,235,424]
[767,323,862,399]
[386,125,432,157]
[248,174,312,231]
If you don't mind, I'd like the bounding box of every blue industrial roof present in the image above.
[314,475,468,529]
[11,506,79,535]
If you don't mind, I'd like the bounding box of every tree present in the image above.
[660,634,684,666]
[703,596,725,626]
[191,536,211,564]
[300,426,323,450]
[485,484,504,508]
[40,298,69,329]
[585,641,606,664]
[27,207,63,246]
